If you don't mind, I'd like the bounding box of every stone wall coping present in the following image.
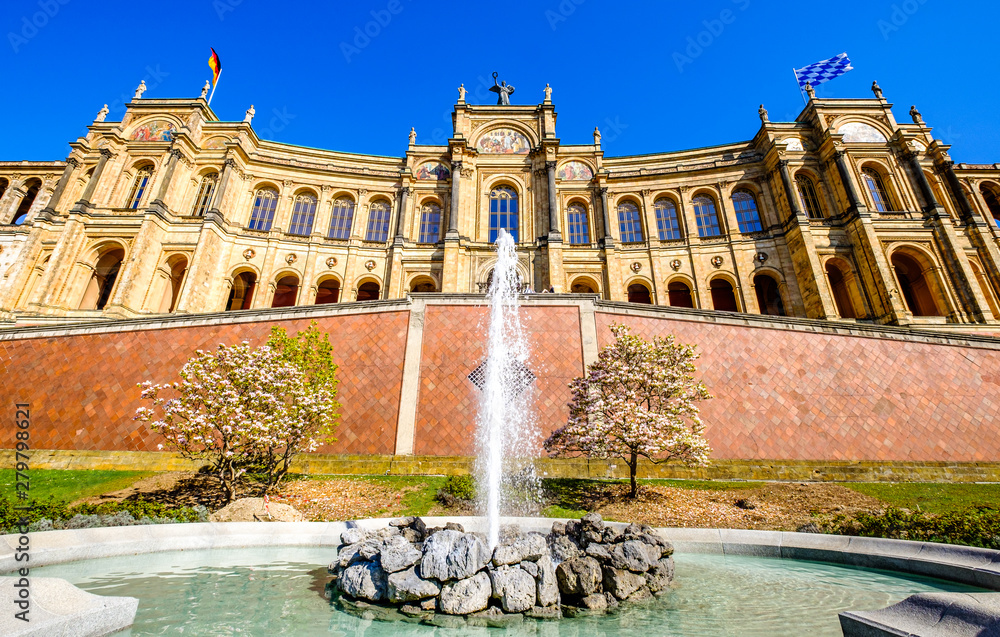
[0,577,137,637]
[3,517,999,592]
[4,294,999,350]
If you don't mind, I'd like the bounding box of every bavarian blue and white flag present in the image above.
[794,53,854,89]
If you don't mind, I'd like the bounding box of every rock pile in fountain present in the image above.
[327,513,674,625]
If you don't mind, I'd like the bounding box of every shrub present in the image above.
[832,506,1000,550]
[435,475,477,507]
[442,475,476,501]
[0,498,208,534]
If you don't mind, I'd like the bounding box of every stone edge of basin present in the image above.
[839,592,1000,637]
[2,517,999,636]
[0,576,137,637]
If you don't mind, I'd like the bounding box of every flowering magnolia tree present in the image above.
[543,324,712,498]
[134,324,339,503]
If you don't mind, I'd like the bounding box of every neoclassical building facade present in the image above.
[3,82,1000,331]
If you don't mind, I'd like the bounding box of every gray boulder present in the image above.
[556,556,602,596]
[535,555,559,607]
[340,527,367,545]
[489,565,536,613]
[340,562,387,601]
[580,593,608,610]
[550,521,567,535]
[646,557,675,593]
[439,572,491,615]
[337,541,377,568]
[547,534,581,561]
[389,516,415,527]
[386,566,441,603]
[420,530,491,581]
[585,542,611,561]
[610,540,655,572]
[519,560,539,578]
[444,522,464,532]
[380,535,421,573]
[519,533,549,561]
[602,566,646,600]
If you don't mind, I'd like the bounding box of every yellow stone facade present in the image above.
[3,84,1000,330]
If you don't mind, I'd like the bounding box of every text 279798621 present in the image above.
[12,403,31,623]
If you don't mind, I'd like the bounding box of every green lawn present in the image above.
[843,482,1000,515]
[0,469,155,503]
[3,469,998,519]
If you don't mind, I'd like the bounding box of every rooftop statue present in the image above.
[490,72,515,106]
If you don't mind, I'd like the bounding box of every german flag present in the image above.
[208,48,222,87]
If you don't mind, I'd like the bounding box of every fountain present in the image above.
[476,228,539,549]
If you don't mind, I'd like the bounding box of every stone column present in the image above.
[394,186,410,242]
[777,160,804,219]
[940,161,976,222]
[39,158,79,217]
[834,151,864,212]
[906,153,940,211]
[599,187,613,245]
[75,149,113,209]
[546,161,561,240]
[150,149,183,211]
[207,158,236,219]
[446,161,461,240]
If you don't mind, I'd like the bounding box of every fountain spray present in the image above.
[476,229,539,549]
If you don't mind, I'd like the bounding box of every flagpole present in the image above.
[792,68,807,105]
[208,71,220,106]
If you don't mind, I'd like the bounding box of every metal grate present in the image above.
[468,359,536,395]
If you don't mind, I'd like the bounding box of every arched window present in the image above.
[191,174,217,216]
[570,278,598,294]
[891,252,943,317]
[617,201,644,243]
[667,281,694,308]
[411,279,436,292]
[365,200,391,242]
[710,278,738,312]
[731,191,763,233]
[357,281,380,301]
[566,203,590,245]
[225,272,256,310]
[981,185,1000,227]
[418,202,442,243]
[826,261,858,319]
[489,185,519,243]
[315,279,340,304]
[693,195,722,237]
[328,197,355,240]
[0,178,8,202]
[627,282,652,304]
[753,274,785,316]
[80,248,125,310]
[862,168,894,212]
[157,257,188,313]
[654,198,681,241]
[11,180,40,225]
[796,175,823,219]
[248,188,278,231]
[970,260,1000,320]
[126,165,153,209]
[288,193,317,236]
[191,173,217,216]
[272,275,299,307]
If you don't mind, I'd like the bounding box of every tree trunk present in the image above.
[629,452,638,498]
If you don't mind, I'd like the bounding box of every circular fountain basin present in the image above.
[4,517,999,636]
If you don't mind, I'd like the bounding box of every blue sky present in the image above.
[3,0,998,162]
